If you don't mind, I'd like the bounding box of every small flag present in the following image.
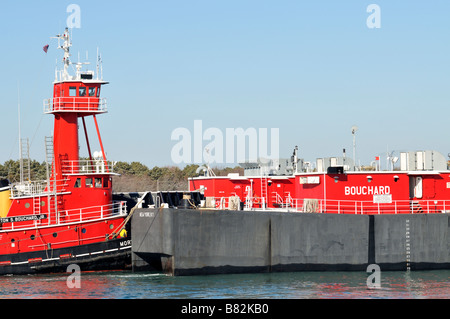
[375,156,380,161]
[43,44,49,53]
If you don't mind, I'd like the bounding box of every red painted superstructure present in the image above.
[0,28,130,274]
[189,151,450,215]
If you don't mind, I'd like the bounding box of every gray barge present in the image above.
[130,206,450,276]
[126,149,450,276]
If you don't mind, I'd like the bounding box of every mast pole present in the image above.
[18,83,24,184]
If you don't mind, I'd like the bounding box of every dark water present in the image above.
[0,270,448,299]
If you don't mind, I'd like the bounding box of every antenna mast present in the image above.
[351,125,358,171]
[18,83,23,183]
[52,27,72,81]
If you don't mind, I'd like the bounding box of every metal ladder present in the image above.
[45,136,59,222]
[45,136,54,184]
[260,176,268,209]
[20,138,31,183]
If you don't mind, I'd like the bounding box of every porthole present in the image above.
[40,201,45,207]
[25,203,30,209]
[53,233,58,238]
[81,228,86,234]
[109,224,114,230]
[30,235,35,240]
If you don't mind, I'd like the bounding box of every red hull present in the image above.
[189,170,450,215]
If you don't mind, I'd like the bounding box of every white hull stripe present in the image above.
[5,245,131,266]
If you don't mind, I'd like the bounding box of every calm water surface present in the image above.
[0,270,448,299]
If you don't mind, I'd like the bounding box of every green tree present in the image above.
[149,166,168,181]
[130,162,149,176]
[114,161,132,175]
[182,164,200,178]
[30,160,47,180]
[2,160,20,182]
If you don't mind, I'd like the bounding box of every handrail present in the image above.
[1,201,127,232]
[10,180,68,198]
[43,97,107,113]
[203,196,450,215]
[290,198,450,214]
[61,159,116,174]
[59,201,127,223]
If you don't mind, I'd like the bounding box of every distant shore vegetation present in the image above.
[112,162,243,192]
[0,160,243,192]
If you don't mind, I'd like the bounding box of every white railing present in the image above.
[272,192,283,206]
[10,180,67,198]
[57,201,127,224]
[271,191,294,208]
[62,159,116,175]
[305,199,449,215]
[203,196,450,215]
[43,97,107,113]
[2,201,127,231]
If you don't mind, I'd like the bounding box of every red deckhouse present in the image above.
[0,28,131,274]
[189,146,450,215]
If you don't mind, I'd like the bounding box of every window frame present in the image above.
[69,87,77,97]
[95,178,102,188]
[79,86,87,97]
[85,178,93,188]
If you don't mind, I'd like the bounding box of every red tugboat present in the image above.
[0,28,131,274]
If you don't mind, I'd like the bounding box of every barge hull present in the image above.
[131,208,450,276]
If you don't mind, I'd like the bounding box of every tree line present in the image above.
[0,160,48,182]
[0,160,243,192]
[113,162,242,192]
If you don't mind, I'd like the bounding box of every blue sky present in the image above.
[0,1,449,169]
